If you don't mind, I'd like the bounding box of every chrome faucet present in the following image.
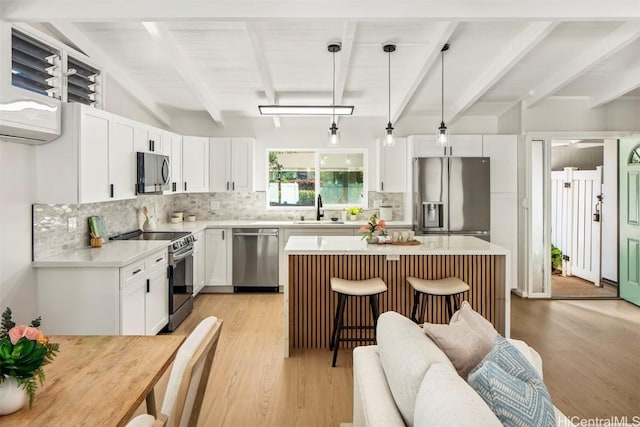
[316,194,324,221]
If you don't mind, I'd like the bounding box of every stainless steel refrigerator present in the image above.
[413,157,490,240]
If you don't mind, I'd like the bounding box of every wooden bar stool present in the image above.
[329,277,387,367]
[407,277,469,324]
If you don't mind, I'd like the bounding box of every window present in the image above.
[10,26,102,108]
[268,150,366,208]
[66,56,101,107]
[11,29,61,99]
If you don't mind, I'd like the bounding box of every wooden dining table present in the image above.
[2,334,185,427]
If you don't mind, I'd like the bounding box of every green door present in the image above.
[620,137,640,306]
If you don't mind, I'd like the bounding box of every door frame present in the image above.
[523,131,632,298]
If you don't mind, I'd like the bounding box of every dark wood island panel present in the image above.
[288,254,506,350]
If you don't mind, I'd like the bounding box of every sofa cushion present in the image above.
[414,363,502,427]
[423,301,498,379]
[467,336,556,427]
[376,311,453,426]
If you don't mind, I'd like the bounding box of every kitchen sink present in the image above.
[293,220,344,225]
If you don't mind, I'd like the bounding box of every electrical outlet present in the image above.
[67,217,77,232]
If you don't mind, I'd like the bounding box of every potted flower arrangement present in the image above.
[0,307,59,414]
[347,206,362,221]
[359,213,387,243]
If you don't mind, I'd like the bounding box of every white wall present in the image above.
[0,140,37,323]
[601,139,618,282]
[103,77,166,130]
[498,103,522,134]
[551,145,603,170]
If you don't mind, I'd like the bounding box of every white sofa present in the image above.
[352,311,573,427]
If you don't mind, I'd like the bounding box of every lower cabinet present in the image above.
[37,248,169,335]
[205,228,229,287]
[193,231,206,296]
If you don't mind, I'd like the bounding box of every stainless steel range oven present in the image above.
[110,230,196,331]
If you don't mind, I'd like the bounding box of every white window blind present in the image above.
[11,29,61,98]
[66,56,100,107]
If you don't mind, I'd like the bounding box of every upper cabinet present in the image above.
[134,125,164,155]
[409,135,483,157]
[163,131,183,194]
[210,137,255,193]
[376,137,408,193]
[182,136,210,193]
[36,103,136,204]
[482,135,518,193]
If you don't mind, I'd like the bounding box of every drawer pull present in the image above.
[132,268,142,275]
[155,257,163,263]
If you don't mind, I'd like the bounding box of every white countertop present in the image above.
[284,235,509,255]
[33,240,170,268]
[148,219,412,234]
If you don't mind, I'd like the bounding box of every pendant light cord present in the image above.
[332,49,336,124]
[441,49,444,124]
[388,49,391,124]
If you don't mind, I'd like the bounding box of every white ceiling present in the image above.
[3,0,640,128]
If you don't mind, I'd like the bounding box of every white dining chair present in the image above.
[127,316,223,427]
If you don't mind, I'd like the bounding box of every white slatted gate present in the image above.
[551,167,602,285]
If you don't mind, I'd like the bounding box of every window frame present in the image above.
[265,148,368,210]
[9,23,104,109]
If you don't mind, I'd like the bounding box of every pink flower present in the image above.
[376,220,386,231]
[8,325,41,345]
[358,225,370,233]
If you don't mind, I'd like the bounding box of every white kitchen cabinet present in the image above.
[376,137,408,192]
[134,124,163,154]
[409,134,483,158]
[183,136,210,193]
[109,117,137,200]
[37,248,169,335]
[482,135,518,193]
[163,131,183,194]
[205,228,229,287]
[210,137,255,192]
[35,103,136,204]
[192,231,206,296]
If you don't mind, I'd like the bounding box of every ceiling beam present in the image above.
[390,21,458,125]
[142,22,224,126]
[333,22,357,127]
[448,21,557,125]
[589,62,640,108]
[3,1,640,21]
[524,21,640,108]
[245,22,280,128]
[48,23,172,127]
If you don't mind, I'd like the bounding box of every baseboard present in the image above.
[601,278,618,287]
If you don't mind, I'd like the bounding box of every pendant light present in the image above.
[382,44,396,147]
[436,43,450,147]
[328,42,341,146]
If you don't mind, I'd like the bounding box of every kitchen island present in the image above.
[283,235,510,356]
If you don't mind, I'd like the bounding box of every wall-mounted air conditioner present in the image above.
[0,23,62,144]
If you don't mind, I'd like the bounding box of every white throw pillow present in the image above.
[413,363,502,427]
[376,311,453,426]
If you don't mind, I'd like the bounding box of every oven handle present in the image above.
[171,247,194,261]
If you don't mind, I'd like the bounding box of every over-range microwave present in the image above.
[136,152,170,194]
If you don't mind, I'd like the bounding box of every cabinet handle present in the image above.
[226,182,229,191]
[381,182,384,191]
[232,182,235,191]
[222,230,225,240]
[172,182,176,192]
[132,268,142,275]
[444,147,447,156]
[184,182,187,191]
[146,279,150,293]
[110,184,114,198]
[155,257,163,263]
[149,140,153,151]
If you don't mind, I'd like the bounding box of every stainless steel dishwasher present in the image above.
[232,228,279,292]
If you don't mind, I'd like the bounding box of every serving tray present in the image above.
[370,239,420,246]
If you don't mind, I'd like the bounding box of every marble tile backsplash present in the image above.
[33,191,404,259]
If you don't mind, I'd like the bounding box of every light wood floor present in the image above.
[144,293,640,426]
[511,296,640,418]
[552,274,618,298]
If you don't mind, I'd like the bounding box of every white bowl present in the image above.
[170,217,181,224]
[186,215,196,222]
